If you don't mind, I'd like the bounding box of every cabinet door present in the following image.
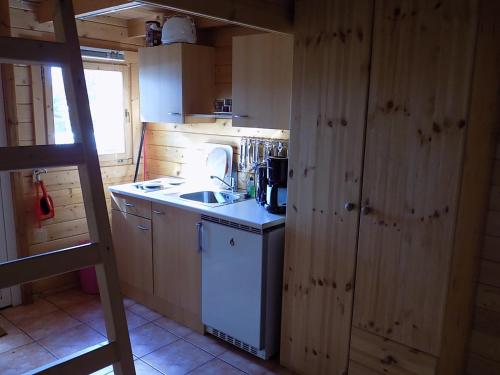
[139,44,183,123]
[232,33,293,129]
[112,210,153,294]
[152,203,202,330]
[352,0,478,356]
[280,1,374,374]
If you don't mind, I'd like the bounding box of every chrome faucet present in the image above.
[210,175,233,192]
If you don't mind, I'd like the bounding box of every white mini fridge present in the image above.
[200,215,285,359]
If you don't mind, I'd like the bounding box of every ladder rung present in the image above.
[0,243,101,289]
[0,36,67,66]
[27,342,118,375]
[0,143,85,171]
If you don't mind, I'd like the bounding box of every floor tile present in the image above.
[128,303,162,321]
[184,331,229,356]
[16,309,81,341]
[219,349,278,375]
[64,300,104,323]
[0,298,57,325]
[38,323,106,358]
[188,358,245,375]
[129,322,178,357]
[153,317,193,337]
[88,310,148,336]
[123,297,136,308]
[0,316,33,354]
[142,339,214,375]
[45,288,98,310]
[134,359,164,374]
[91,359,163,375]
[0,342,55,375]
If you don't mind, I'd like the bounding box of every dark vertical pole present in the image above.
[134,122,147,183]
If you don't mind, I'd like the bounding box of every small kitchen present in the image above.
[110,5,293,364]
[0,1,295,374]
[1,1,499,375]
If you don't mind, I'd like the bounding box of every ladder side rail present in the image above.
[51,1,135,374]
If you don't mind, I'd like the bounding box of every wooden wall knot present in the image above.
[380,355,398,365]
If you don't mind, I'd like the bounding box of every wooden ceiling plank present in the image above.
[37,0,140,23]
[38,0,294,34]
[140,0,293,33]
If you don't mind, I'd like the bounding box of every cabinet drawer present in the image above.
[111,193,151,219]
[349,327,437,375]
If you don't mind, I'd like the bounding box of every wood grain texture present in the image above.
[438,0,500,371]
[232,33,293,129]
[6,1,142,297]
[353,0,478,356]
[350,327,438,375]
[152,203,203,332]
[111,209,153,295]
[280,1,373,374]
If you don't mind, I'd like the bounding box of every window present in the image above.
[48,61,132,161]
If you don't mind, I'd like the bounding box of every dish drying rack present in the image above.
[238,137,289,172]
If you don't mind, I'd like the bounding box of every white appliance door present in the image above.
[201,220,263,348]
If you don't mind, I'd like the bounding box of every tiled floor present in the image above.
[0,288,296,375]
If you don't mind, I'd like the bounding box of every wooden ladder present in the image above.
[0,1,135,374]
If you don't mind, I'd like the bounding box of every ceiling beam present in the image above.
[38,0,294,34]
[37,0,142,23]
[139,0,293,34]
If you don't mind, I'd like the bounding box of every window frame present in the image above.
[44,59,133,166]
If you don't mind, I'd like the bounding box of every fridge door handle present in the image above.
[196,222,203,253]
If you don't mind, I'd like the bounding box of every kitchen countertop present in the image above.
[108,177,286,230]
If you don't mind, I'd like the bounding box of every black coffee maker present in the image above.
[256,157,288,214]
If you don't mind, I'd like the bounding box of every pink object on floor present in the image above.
[79,266,99,294]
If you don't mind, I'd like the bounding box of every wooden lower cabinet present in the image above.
[111,209,153,295]
[152,203,203,332]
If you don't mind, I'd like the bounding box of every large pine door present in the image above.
[280,1,374,374]
[352,0,478,356]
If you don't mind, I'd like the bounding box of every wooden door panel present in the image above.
[280,1,374,374]
[353,0,478,355]
[112,210,153,294]
[152,203,202,330]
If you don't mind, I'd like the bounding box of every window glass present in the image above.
[51,66,126,155]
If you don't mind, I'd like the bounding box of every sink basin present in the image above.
[179,191,243,206]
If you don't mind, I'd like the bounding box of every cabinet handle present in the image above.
[152,210,165,215]
[124,202,135,207]
[344,202,356,212]
[167,112,181,116]
[233,114,249,118]
[196,222,203,253]
[137,225,149,231]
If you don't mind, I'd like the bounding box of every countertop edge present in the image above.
[109,186,286,230]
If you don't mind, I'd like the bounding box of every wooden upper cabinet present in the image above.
[152,203,203,332]
[352,0,479,356]
[138,43,214,123]
[232,33,293,129]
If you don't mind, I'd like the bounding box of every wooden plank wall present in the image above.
[145,26,289,188]
[466,141,500,374]
[7,1,143,295]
